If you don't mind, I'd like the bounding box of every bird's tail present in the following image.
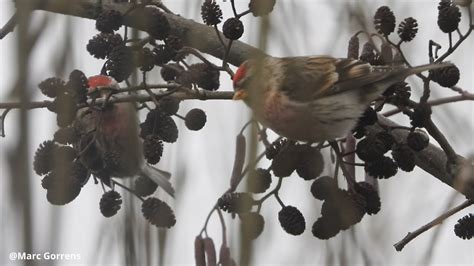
[139,164,175,198]
[356,62,454,101]
[374,62,453,84]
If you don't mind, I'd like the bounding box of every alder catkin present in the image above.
[230,134,246,190]
[194,236,206,266]
[219,244,232,266]
[203,237,217,266]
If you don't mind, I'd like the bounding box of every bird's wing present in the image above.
[279,56,375,102]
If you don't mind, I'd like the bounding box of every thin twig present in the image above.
[143,87,160,106]
[330,141,356,189]
[256,177,284,213]
[200,150,267,235]
[0,12,17,39]
[239,119,258,135]
[174,113,185,120]
[342,161,365,167]
[200,206,217,236]
[383,92,474,117]
[112,179,145,202]
[257,127,272,148]
[1,108,12,137]
[75,132,96,158]
[100,180,107,193]
[155,0,174,14]
[0,90,234,110]
[216,208,227,246]
[274,193,285,208]
[141,73,160,107]
[385,36,427,81]
[130,36,152,48]
[178,47,216,66]
[178,47,233,75]
[393,199,473,251]
[456,28,463,40]
[344,135,357,181]
[237,9,251,19]
[448,32,453,50]
[420,78,431,104]
[120,83,181,93]
[229,0,238,17]
[341,150,356,157]
[213,24,227,48]
[421,192,459,265]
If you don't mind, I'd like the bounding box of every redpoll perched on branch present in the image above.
[233,56,451,142]
[74,75,175,197]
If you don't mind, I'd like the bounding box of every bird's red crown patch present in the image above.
[233,64,247,87]
[88,75,113,90]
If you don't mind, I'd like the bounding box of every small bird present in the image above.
[233,56,450,142]
[74,75,175,197]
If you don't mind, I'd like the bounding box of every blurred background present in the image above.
[1,0,473,265]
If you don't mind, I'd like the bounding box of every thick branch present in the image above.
[369,115,474,199]
[33,0,265,67]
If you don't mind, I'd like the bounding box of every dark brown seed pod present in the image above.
[374,6,396,36]
[223,18,244,40]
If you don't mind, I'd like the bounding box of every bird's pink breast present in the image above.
[259,90,349,142]
[260,91,306,139]
[99,103,134,137]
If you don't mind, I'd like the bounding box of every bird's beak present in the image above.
[233,90,247,100]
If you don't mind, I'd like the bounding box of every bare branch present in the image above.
[393,199,473,251]
[0,89,233,109]
[384,92,474,117]
[0,108,12,137]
